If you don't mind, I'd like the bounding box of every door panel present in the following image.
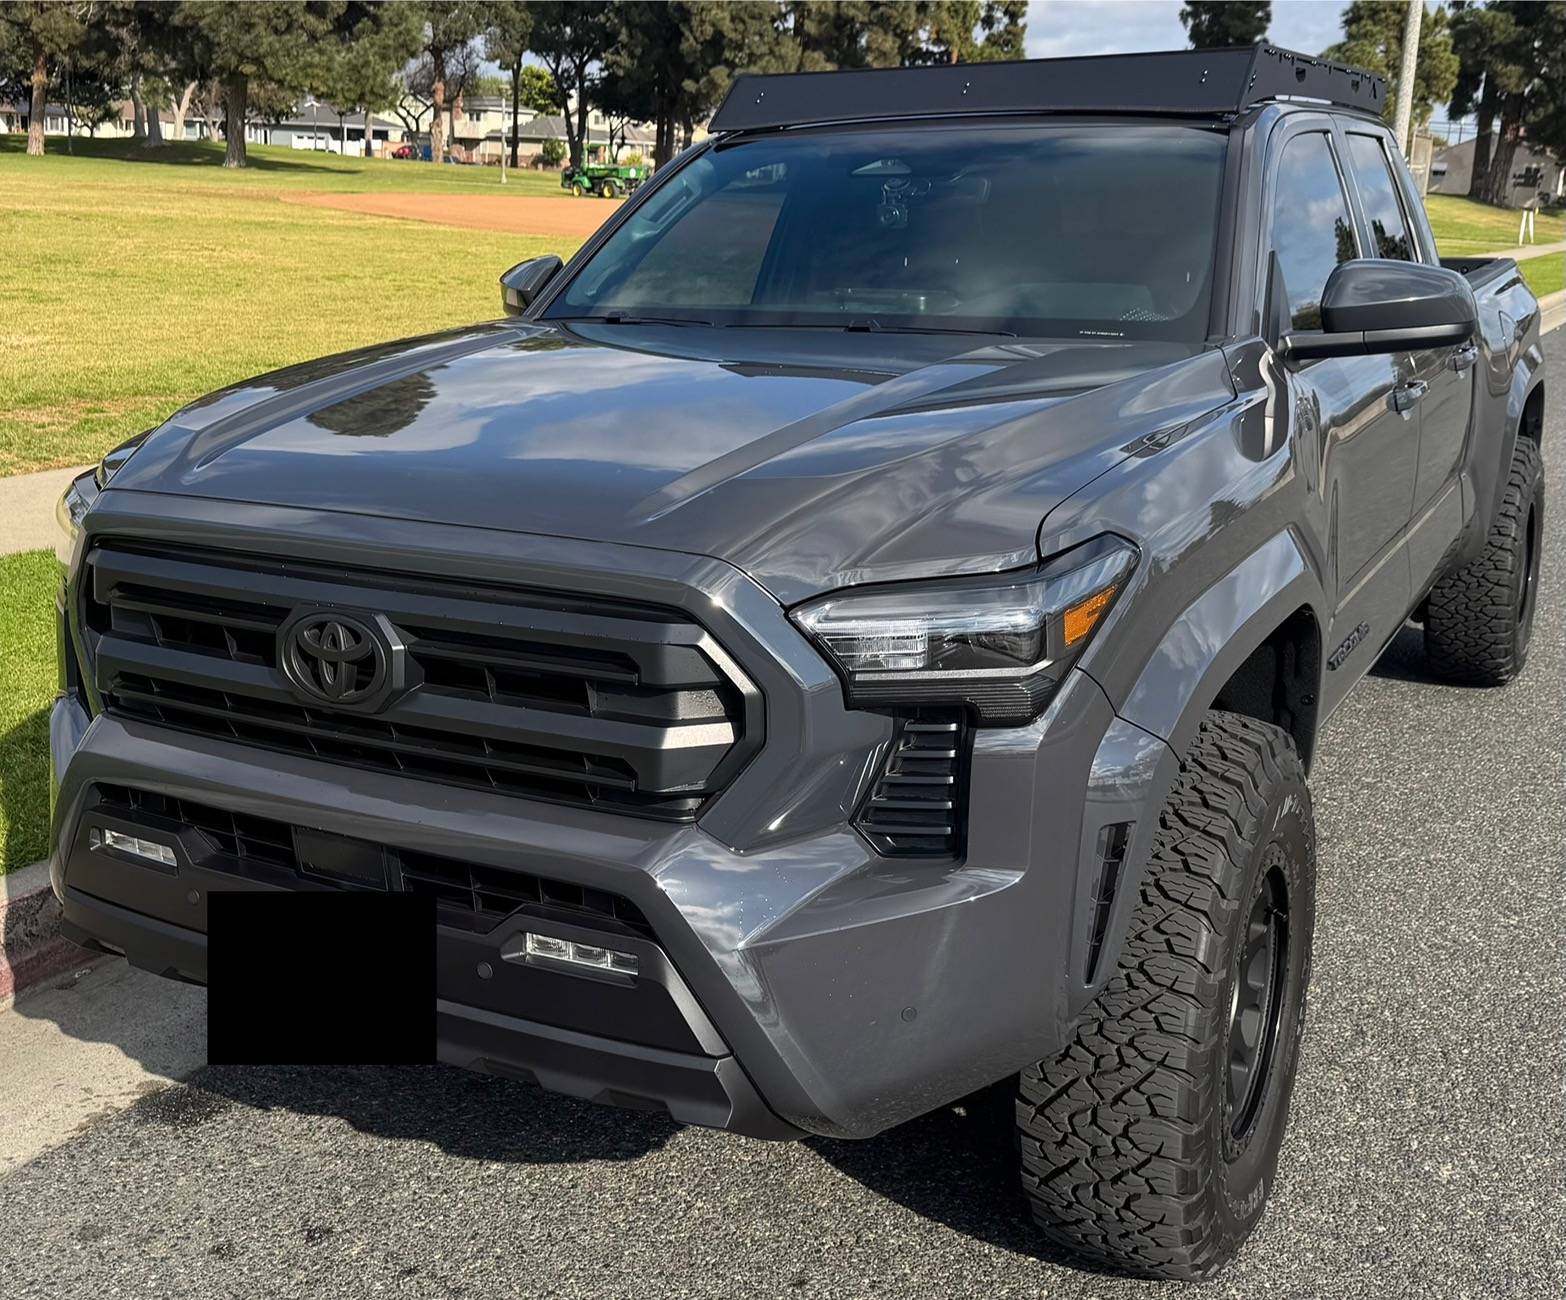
[1412,344,1475,520]
[1338,128,1472,583]
[1264,126,1419,617]
[1296,351,1419,592]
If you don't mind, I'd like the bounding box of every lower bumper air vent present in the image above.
[854,712,969,857]
[89,784,654,938]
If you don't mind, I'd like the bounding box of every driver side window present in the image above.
[1269,133,1358,330]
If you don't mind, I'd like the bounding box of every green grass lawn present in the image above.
[1520,252,1564,301]
[0,139,585,475]
[1,551,57,874]
[0,135,570,197]
[1426,192,1565,256]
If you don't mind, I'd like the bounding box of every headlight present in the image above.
[55,471,97,568]
[94,431,148,488]
[789,535,1137,725]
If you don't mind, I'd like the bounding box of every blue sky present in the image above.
[1023,1,1349,60]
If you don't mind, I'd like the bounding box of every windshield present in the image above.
[545,123,1229,341]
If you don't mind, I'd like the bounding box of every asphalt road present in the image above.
[2,335,1561,1300]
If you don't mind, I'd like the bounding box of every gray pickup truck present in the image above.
[51,47,1544,1280]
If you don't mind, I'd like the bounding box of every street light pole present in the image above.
[1392,0,1422,158]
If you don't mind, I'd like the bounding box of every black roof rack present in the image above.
[710,45,1384,133]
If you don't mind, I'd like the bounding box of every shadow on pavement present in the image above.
[161,1059,681,1165]
[810,1081,1114,1274]
[1368,622,1490,686]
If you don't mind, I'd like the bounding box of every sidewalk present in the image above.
[0,464,88,556]
[1504,239,1565,262]
[0,958,205,1176]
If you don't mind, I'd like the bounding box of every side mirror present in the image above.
[1280,260,1477,362]
[500,255,563,316]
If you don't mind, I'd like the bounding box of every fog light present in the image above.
[524,931,638,975]
[90,826,177,869]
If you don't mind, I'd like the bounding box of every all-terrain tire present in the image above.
[1424,436,1544,685]
[1017,711,1316,1280]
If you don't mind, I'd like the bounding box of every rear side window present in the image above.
[1269,132,1358,330]
[1346,133,1417,261]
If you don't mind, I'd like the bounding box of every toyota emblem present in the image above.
[280,610,395,708]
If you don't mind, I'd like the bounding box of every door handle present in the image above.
[1450,343,1479,373]
[1391,380,1428,414]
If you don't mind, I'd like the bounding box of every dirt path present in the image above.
[280,191,621,239]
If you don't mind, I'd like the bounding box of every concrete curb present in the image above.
[0,860,94,1010]
[1540,289,1565,336]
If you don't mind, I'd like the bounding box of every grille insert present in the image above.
[83,542,760,820]
[92,784,654,938]
[855,713,969,857]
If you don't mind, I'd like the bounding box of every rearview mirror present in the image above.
[1280,260,1477,362]
[500,255,563,316]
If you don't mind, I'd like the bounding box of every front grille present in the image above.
[93,784,655,938]
[81,542,760,820]
[855,713,969,857]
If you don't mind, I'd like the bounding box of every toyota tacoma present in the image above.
[50,46,1546,1279]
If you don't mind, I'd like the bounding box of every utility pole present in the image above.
[1392,0,1422,157]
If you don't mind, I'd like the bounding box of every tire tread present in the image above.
[1424,437,1542,684]
[1017,711,1309,1280]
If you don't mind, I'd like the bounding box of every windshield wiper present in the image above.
[838,318,1018,338]
[560,312,718,328]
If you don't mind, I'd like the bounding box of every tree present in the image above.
[1479,2,1566,204]
[1324,1,1458,142]
[97,2,192,148]
[1180,1,1269,48]
[1447,2,1566,205]
[529,1,615,169]
[175,1,350,167]
[1449,1,1517,197]
[779,1,1025,71]
[391,58,435,140]
[0,0,89,155]
[415,1,486,165]
[517,63,555,114]
[484,1,532,168]
[317,1,421,157]
[67,60,120,137]
[601,3,784,167]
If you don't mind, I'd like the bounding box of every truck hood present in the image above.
[110,320,1236,603]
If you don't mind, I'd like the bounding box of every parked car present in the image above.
[52,46,1545,1282]
[390,143,417,160]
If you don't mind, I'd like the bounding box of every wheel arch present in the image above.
[1114,529,1327,770]
[1067,534,1325,1019]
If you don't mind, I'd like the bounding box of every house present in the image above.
[436,94,655,165]
[0,97,398,155]
[0,99,136,138]
[238,101,400,157]
[1428,137,1565,208]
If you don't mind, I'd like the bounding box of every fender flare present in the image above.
[1114,528,1325,763]
[1065,530,1325,1016]
[1463,345,1545,568]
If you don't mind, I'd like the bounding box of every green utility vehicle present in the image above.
[560,161,649,198]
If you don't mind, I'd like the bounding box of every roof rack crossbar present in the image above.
[710,46,1384,134]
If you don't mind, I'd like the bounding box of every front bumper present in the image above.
[51,495,1175,1139]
